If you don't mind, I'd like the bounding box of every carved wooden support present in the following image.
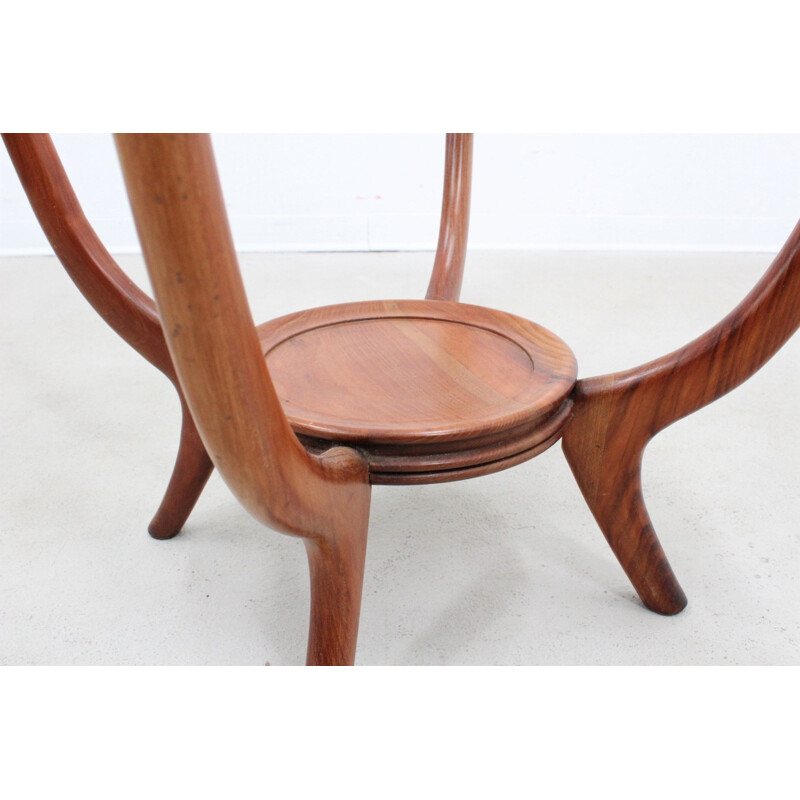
[3,132,474,541]
[115,134,373,665]
[147,398,214,539]
[426,133,473,301]
[9,130,798,663]
[2,133,213,539]
[562,220,800,614]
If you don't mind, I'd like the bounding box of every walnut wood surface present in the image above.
[1,132,474,541]
[562,220,800,615]
[368,417,568,485]
[426,133,473,301]
[147,398,214,539]
[257,299,576,481]
[2,134,167,371]
[115,134,373,665]
[7,130,799,664]
[1,133,213,540]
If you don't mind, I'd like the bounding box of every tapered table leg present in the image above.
[148,400,215,539]
[3,133,215,538]
[563,221,800,613]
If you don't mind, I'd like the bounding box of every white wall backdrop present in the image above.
[2,134,800,255]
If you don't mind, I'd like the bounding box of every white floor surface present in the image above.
[1,250,798,665]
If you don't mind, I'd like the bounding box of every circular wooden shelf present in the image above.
[257,300,577,484]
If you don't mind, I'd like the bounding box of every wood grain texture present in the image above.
[147,399,214,539]
[115,133,372,665]
[1,133,213,540]
[562,219,800,615]
[257,299,576,481]
[426,133,473,301]
[1,132,475,540]
[2,134,168,373]
[11,129,798,663]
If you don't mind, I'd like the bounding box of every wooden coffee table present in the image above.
[4,132,798,664]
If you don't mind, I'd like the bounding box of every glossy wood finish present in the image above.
[6,130,799,664]
[112,132,572,663]
[2,134,167,371]
[427,133,473,301]
[257,299,576,482]
[147,398,214,539]
[1,133,214,540]
[562,219,800,615]
[115,133,372,665]
[1,132,472,540]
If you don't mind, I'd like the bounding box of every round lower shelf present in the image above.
[257,299,577,482]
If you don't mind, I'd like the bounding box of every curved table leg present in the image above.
[304,507,370,666]
[563,387,689,614]
[563,221,800,614]
[148,400,215,539]
[2,133,214,538]
[425,133,473,301]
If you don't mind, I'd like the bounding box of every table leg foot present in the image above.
[563,395,687,615]
[562,220,800,612]
[148,401,214,540]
